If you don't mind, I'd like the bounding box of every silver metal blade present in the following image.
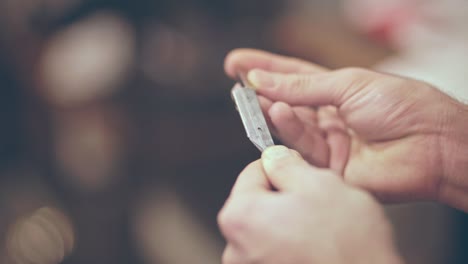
[231,83,275,152]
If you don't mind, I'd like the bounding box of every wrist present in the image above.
[437,99,468,211]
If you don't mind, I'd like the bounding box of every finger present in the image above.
[318,107,350,175]
[222,245,244,264]
[317,107,346,132]
[230,161,271,196]
[259,96,318,135]
[248,68,376,108]
[225,49,328,79]
[258,95,273,110]
[293,106,319,126]
[258,95,276,134]
[327,131,350,175]
[268,102,329,167]
[261,145,320,192]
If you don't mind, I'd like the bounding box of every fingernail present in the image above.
[248,70,275,90]
[262,145,292,161]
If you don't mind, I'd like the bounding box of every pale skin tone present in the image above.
[219,146,403,264]
[218,49,468,264]
[225,48,468,208]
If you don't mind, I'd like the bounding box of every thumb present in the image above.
[262,145,317,191]
[248,68,376,108]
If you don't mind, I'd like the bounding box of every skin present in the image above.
[218,146,403,264]
[219,49,468,264]
[224,49,468,210]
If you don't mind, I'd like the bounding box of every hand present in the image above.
[225,49,468,209]
[218,145,403,264]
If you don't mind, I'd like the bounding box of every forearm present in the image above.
[438,100,468,211]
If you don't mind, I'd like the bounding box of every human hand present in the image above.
[225,49,468,209]
[218,145,402,264]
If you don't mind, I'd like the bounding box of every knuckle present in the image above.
[217,207,229,229]
[217,207,239,237]
[217,198,258,240]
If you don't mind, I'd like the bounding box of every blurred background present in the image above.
[0,0,467,263]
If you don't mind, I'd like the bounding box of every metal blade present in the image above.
[231,82,275,152]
